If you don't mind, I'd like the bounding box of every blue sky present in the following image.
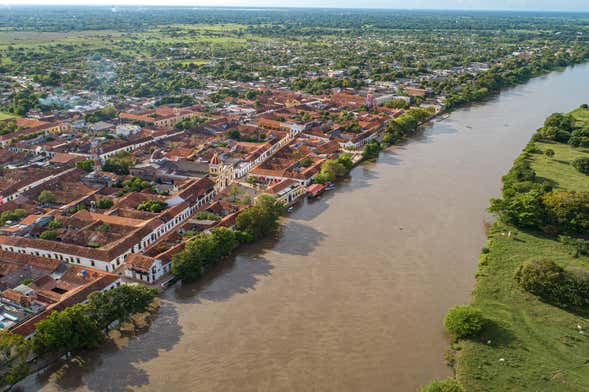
[5,0,589,11]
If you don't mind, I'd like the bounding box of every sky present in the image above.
[3,0,589,11]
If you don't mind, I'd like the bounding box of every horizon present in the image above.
[2,1,589,12]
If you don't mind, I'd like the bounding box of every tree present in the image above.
[384,98,408,109]
[544,112,574,132]
[489,190,544,229]
[102,151,133,175]
[225,128,241,140]
[172,250,203,282]
[38,190,56,205]
[171,229,238,281]
[515,258,589,308]
[337,153,354,171]
[420,379,464,392]
[516,259,566,302]
[572,157,589,175]
[236,206,279,241]
[40,230,58,241]
[47,219,63,229]
[443,305,485,339]
[542,190,589,234]
[86,285,156,331]
[96,198,114,209]
[0,209,27,225]
[210,227,239,257]
[362,139,381,160]
[314,159,347,184]
[0,331,31,387]
[255,194,283,218]
[544,148,555,158]
[395,113,419,134]
[76,159,94,172]
[33,304,103,356]
[137,200,168,213]
[121,177,152,193]
[299,157,313,167]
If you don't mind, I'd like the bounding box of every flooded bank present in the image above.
[19,63,589,392]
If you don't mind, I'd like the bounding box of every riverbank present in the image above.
[453,106,589,391]
[16,64,589,392]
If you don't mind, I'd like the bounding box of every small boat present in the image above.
[325,183,336,191]
[287,206,294,213]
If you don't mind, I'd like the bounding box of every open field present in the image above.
[0,30,126,48]
[456,107,589,391]
[0,112,15,121]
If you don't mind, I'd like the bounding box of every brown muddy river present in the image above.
[18,63,589,392]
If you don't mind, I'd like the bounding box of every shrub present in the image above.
[96,198,114,209]
[544,148,554,158]
[38,190,56,205]
[299,157,313,167]
[47,219,63,229]
[96,223,111,232]
[362,139,381,160]
[542,190,589,235]
[194,211,220,221]
[76,159,94,172]
[572,157,589,175]
[516,259,565,300]
[0,208,27,225]
[137,200,167,213]
[443,305,485,339]
[40,230,58,241]
[516,259,589,308]
[420,378,464,392]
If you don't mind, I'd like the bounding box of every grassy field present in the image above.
[455,108,589,391]
[0,112,15,121]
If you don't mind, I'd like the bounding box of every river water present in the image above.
[18,63,589,392]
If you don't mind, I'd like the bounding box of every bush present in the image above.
[76,159,94,172]
[0,208,27,225]
[38,190,56,205]
[420,378,464,392]
[542,190,589,235]
[572,157,589,175]
[137,200,167,213]
[96,198,114,209]
[47,219,63,229]
[40,230,58,241]
[362,139,381,160]
[544,148,554,158]
[443,305,485,339]
[516,259,589,308]
[516,259,565,301]
[194,211,220,221]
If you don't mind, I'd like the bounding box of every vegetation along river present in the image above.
[18,63,589,392]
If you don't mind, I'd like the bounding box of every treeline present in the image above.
[489,106,589,310]
[489,110,589,238]
[290,77,365,95]
[0,285,156,388]
[440,48,589,110]
[3,7,588,33]
[381,106,436,146]
[171,195,283,282]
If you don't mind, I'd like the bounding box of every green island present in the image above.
[426,105,589,391]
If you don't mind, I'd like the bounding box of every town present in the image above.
[0,78,445,338]
[0,5,588,392]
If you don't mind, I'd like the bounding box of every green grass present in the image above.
[533,142,589,192]
[0,112,15,121]
[570,107,589,127]
[455,108,589,392]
